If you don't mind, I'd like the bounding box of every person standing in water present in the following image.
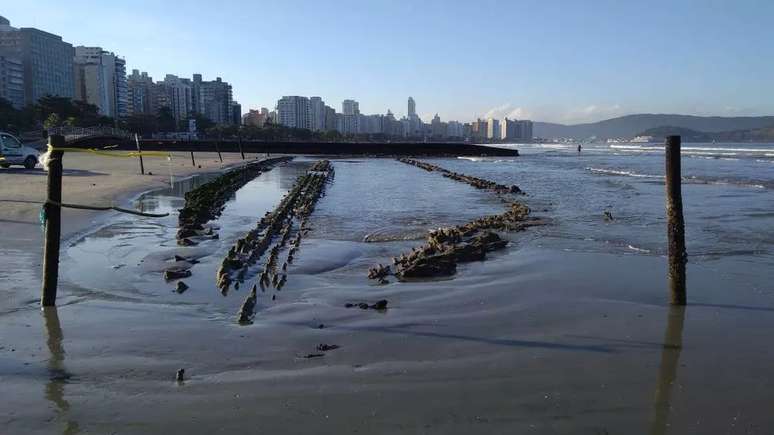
[577,144,582,153]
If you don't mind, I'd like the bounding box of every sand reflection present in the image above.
[43,307,80,435]
[649,305,686,435]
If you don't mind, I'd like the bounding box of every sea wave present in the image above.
[627,244,651,254]
[609,144,774,156]
[586,167,662,179]
[457,156,516,163]
[587,167,771,189]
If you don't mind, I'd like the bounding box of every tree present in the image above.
[156,107,177,132]
[125,114,159,135]
[187,112,215,133]
[43,113,62,129]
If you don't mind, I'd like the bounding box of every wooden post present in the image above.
[665,135,687,305]
[238,133,245,160]
[190,151,196,167]
[41,135,64,307]
[134,134,145,175]
[215,136,223,163]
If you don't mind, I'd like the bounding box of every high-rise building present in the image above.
[230,102,241,126]
[324,105,337,132]
[194,75,235,125]
[342,99,359,116]
[0,16,74,105]
[431,114,445,137]
[519,120,533,140]
[501,117,521,140]
[309,96,326,131]
[277,96,311,129]
[73,46,128,118]
[470,119,487,140]
[161,74,193,122]
[242,108,271,127]
[408,96,416,118]
[447,121,463,138]
[0,49,24,109]
[487,118,501,140]
[340,99,360,134]
[127,69,154,115]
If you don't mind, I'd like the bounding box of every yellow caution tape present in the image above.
[47,145,170,158]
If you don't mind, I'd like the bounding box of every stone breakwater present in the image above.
[397,158,522,194]
[369,160,542,281]
[176,157,293,245]
[210,160,334,324]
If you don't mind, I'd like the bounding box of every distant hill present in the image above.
[534,114,774,139]
[638,125,774,143]
[637,126,712,142]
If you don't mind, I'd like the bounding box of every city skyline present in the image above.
[3,1,774,124]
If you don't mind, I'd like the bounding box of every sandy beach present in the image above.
[1,148,774,434]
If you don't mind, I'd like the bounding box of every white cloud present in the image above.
[479,103,626,124]
[482,103,533,121]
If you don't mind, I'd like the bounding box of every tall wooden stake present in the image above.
[41,135,64,307]
[215,136,223,163]
[134,134,145,175]
[665,135,687,305]
[238,133,245,160]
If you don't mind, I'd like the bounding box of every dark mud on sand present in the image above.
[2,150,774,434]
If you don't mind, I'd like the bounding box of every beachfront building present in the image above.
[470,119,487,141]
[277,96,311,129]
[339,99,360,135]
[405,96,424,137]
[447,120,463,138]
[431,114,446,138]
[519,119,533,140]
[342,99,359,116]
[501,117,521,140]
[127,69,154,115]
[160,74,193,122]
[0,16,74,105]
[487,118,501,140]
[324,105,337,132]
[500,117,534,141]
[193,75,236,125]
[242,108,270,127]
[309,96,326,131]
[230,102,241,126]
[0,50,24,109]
[73,46,128,118]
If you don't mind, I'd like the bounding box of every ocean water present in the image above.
[57,143,774,315]
[473,142,774,262]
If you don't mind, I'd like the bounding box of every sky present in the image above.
[4,0,774,124]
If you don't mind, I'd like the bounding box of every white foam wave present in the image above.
[627,244,651,253]
[610,144,774,156]
[586,167,662,179]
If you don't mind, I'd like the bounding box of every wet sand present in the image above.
[0,152,261,311]
[2,155,774,434]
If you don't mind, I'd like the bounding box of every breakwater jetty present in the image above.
[70,137,520,157]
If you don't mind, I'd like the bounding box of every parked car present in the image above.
[0,131,39,169]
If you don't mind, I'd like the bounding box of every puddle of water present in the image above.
[61,160,310,313]
[59,158,511,319]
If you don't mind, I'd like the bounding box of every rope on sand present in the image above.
[42,200,169,219]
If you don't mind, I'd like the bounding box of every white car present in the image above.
[0,131,39,169]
